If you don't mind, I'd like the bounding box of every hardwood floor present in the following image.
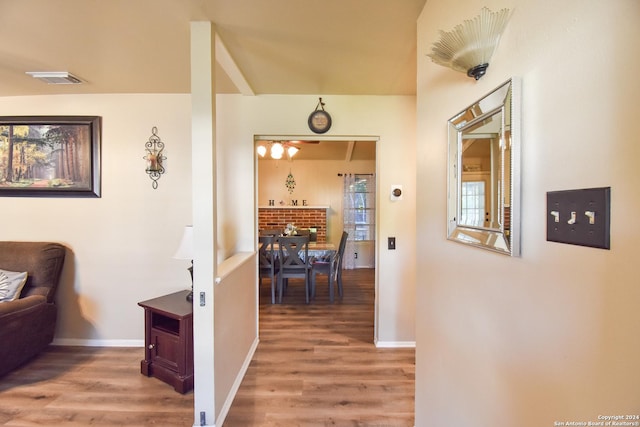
[224,268,415,426]
[0,346,193,426]
[0,269,415,426]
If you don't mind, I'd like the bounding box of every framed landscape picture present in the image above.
[0,116,101,197]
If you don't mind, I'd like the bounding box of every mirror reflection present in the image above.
[447,78,520,256]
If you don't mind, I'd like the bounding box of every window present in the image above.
[461,181,485,227]
[344,175,375,241]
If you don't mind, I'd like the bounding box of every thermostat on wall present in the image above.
[391,185,403,201]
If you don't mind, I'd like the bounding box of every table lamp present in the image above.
[173,225,194,302]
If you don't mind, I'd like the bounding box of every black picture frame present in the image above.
[0,116,101,197]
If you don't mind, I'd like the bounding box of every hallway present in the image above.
[224,268,415,426]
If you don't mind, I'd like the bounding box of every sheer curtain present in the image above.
[342,173,375,270]
[342,174,357,270]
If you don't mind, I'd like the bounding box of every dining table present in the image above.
[304,241,336,259]
[262,238,336,262]
[275,240,336,261]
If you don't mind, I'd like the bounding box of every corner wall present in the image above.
[416,0,640,425]
[0,91,417,345]
[0,94,192,344]
[216,94,416,344]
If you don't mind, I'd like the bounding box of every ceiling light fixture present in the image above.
[287,146,299,158]
[256,141,300,160]
[25,71,83,85]
[427,7,512,80]
[270,142,284,159]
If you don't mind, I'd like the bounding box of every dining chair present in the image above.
[310,231,348,302]
[310,252,338,303]
[258,235,280,304]
[277,235,311,303]
[335,231,348,297]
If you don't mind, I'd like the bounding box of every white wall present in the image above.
[416,0,640,425]
[0,94,192,344]
[214,253,257,422]
[217,94,416,344]
[0,92,415,344]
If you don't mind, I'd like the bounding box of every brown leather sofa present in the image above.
[0,241,66,377]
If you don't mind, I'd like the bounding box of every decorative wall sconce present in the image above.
[143,126,166,189]
[427,7,512,80]
[256,141,300,160]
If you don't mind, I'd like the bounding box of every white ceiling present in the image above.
[0,0,426,97]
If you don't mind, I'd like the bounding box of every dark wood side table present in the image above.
[138,290,193,393]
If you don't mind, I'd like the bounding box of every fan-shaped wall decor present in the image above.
[427,7,512,80]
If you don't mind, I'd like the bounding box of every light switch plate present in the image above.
[546,187,610,249]
[388,237,396,250]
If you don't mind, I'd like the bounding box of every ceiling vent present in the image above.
[25,71,83,84]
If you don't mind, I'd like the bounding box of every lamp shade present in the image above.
[270,142,284,159]
[173,225,194,260]
[287,145,299,158]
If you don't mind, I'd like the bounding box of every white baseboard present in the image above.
[215,337,259,426]
[375,340,416,348]
[52,338,144,347]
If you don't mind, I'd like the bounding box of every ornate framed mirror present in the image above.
[447,78,521,256]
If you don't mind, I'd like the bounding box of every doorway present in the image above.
[255,135,379,337]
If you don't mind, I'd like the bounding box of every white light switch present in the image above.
[585,211,595,224]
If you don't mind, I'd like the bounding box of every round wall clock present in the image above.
[308,98,332,134]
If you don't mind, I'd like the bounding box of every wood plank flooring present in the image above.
[0,346,193,426]
[0,268,415,426]
[224,268,415,426]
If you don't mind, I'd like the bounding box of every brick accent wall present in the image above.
[258,207,328,242]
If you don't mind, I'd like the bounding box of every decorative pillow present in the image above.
[0,269,28,302]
